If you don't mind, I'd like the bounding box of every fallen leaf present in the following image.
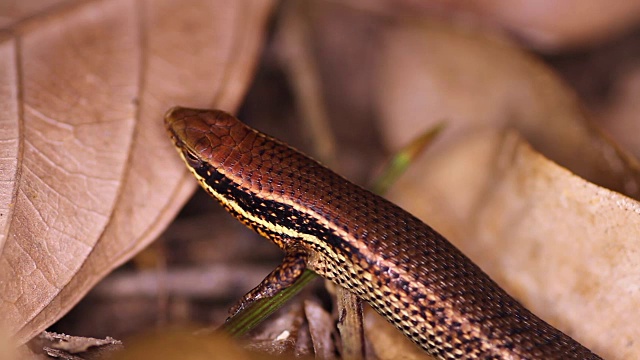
[376,19,640,200]
[341,0,640,51]
[390,130,640,359]
[372,17,639,360]
[0,0,274,344]
[449,0,640,51]
[476,132,640,360]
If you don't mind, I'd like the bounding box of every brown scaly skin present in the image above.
[165,107,602,359]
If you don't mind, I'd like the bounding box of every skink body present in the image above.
[165,107,602,359]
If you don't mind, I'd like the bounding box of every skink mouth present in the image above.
[164,128,184,154]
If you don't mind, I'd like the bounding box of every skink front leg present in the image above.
[227,249,308,319]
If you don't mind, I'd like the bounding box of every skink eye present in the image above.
[183,150,202,168]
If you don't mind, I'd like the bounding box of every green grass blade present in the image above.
[370,122,446,195]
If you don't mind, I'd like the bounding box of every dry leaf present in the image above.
[0,0,274,344]
[341,0,640,51]
[389,130,640,359]
[477,133,640,359]
[371,15,640,360]
[432,0,640,51]
[456,0,640,51]
[376,19,640,200]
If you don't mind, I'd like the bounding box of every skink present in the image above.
[165,107,602,359]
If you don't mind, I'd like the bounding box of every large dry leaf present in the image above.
[375,19,640,360]
[0,0,274,344]
[377,20,640,200]
[364,133,640,360]
[390,131,640,360]
[456,0,640,50]
[341,0,640,50]
[477,133,639,359]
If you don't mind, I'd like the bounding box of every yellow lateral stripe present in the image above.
[183,161,349,267]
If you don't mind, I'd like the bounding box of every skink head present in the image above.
[164,106,248,173]
[165,106,325,208]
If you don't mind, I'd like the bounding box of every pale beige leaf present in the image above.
[376,19,640,198]
[391,131,639,359]
[475,133,640,360]
[0,0,274,344]
[375,19,639,360]
[1,0,139,340]
[0,34,20,254]
[346,0,640,51]
[461,0,640,50]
